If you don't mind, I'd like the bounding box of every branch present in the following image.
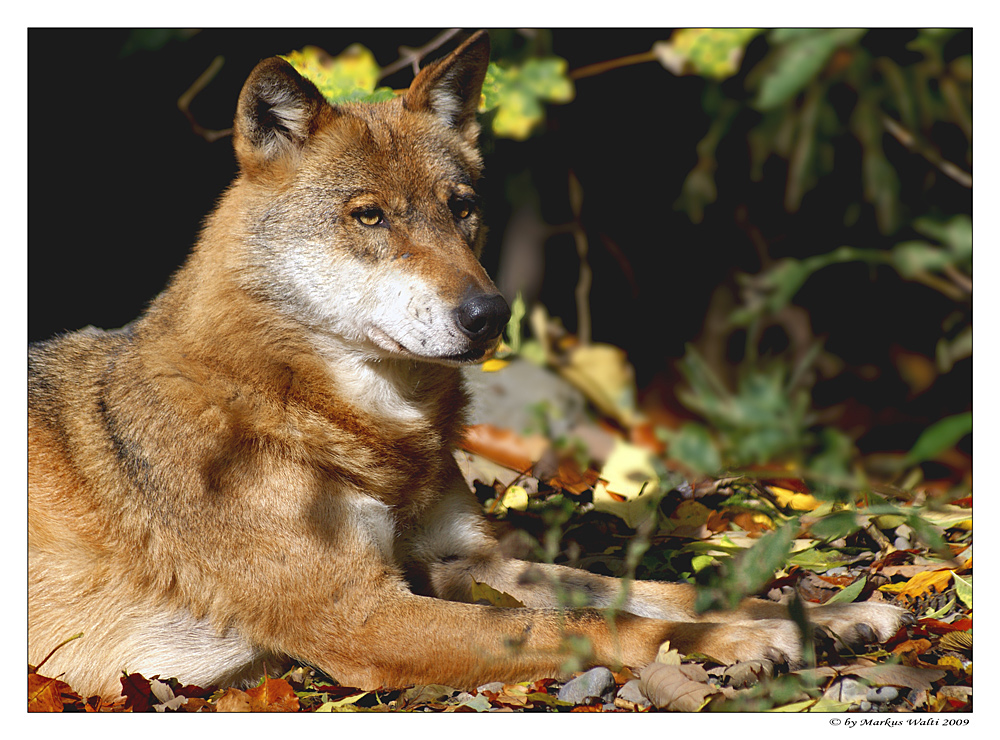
[569,50,657,81]
[177,56,232,143]
[881,115,971,188]
[378,29,463,80]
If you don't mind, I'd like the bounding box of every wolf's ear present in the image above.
[233,57,328,174]
[403,30,490,141]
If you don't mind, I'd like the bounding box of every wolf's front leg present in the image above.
[403,464,911,668]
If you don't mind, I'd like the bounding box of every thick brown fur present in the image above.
[28,32,909,700]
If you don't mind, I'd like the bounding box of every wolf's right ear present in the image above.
[233,57,328,175]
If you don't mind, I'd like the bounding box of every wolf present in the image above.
[28,31,910,700]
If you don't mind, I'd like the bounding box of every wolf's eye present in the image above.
[450,197,474,220]
[354,207,384,227]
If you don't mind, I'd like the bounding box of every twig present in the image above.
[881,115,971,188]
[34,633,83,672]
[570,50,657,80]
[568,171,592,346]
[943,264,972,294]
[177,56,232,143]
[378,29,463,80]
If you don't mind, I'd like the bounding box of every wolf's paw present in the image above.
[697,619,806,667]
[807,601,912,648]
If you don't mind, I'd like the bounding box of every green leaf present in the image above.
[952,573,972,609]
[914,215,972,261]
[653,28,762,80]
[826,576,866,605]
[282,44,395,104]
[809,510,862,541]
[903,412,972,466]
[891,241,955,278]
[787,546,858,573]
[480,58,574,140]
[668,422,722,474]
[756,29,866,110]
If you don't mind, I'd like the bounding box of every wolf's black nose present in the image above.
[455,292,511,341]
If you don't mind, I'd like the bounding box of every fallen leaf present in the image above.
[593,438,661,528]
[215,687,252,712]
[500,485,529,512]
[559,343,641,427]
[121,672,155,712]
[460,424,549,474]
[470,578,525,608]
[879,569,953,599]
[846,663,945,690]
[27,672,78,712]
[245,677,299,712]
[952,572,972,608]
[639,662,717,711]
[768,485,820,511]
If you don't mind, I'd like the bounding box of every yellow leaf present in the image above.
[879,569,954,598]
[559,343,640,427]
[501,485,529,512]
[673,500,711,528]
[769,485,820,511]
[481,358,510,372]
[470,578,525,608]
[593,438,661,528]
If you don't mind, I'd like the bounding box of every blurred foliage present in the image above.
[282,37,575,138]
[282,45,396,104]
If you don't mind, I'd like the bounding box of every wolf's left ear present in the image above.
[403,30,490,141]
[233,57,328,174]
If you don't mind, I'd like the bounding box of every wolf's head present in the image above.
[224,31,509,366]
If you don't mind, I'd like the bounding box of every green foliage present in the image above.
[654,29,762,80]
[694,519,797,612]
[676,28,971,235]
[481,59,575,140]
[902,412,972,467]
[282,38,574,139]
[668,347,818,472]
[282,45,395,104]
[754,29,866,111]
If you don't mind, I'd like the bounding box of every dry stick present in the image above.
[569,50,658,81]
[943,264,972,294]
[178,56,232,143]
[568,171,592,346]
[378,28,463,80]
[33,633,83,672]
[881,115,972,189]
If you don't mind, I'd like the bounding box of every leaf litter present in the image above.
[28,349,971,712]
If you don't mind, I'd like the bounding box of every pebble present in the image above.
[867,686,898,703]
[557,667,617,705]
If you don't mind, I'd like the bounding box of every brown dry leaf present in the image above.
[639,662,717,711]
[460,424,549,474]
[548,457,600,495]
[846,663,946,690]
[245,677,299,712]
[28,672,78,712]
[215,687,252,712]
[893,638,933,658]
[938,630,972,653]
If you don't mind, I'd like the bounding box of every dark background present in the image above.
[27,29,971,456]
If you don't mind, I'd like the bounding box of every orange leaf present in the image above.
[460,424,549,473]
[28,672,77,712]
[245,677,299,712]
[883,569,954,600]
